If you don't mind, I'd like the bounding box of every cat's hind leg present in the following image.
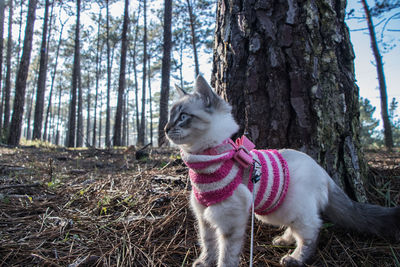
[280,216,321,267]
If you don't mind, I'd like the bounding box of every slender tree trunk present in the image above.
[0,0,5,130]
[43,16,65,141]
[7,0,37,146]
[86,74,90,146]
[113,0,129,146]
[99,89,103,147]
[16,0,23,62]
[122,91,127,146]
[212,0,367,202]
[130,10,140,144]
[76,64,83,147]
[138,0,147,146]
[93,9,102,148]
[360,0,393,150]
[158,0,172,146]
[148,55,153,145]
[186,0,199,76]
[105,0,111,148]
[55,84,62,145]
[3,0,13,132]
[32,0,50,140]
[25,89,34,140]
[67,0,81,147]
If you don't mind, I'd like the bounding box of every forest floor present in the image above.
[0,144,399,267]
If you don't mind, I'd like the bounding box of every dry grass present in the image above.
[0,146,399,266]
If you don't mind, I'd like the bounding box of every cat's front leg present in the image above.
[206,185,252,267]
[190,192,218,266]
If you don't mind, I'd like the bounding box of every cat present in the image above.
[164,75,400,267]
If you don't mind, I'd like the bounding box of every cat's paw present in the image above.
[192,258,208,267]
[280,255,306,267]
[272,236,295,246]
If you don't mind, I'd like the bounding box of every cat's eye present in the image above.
[179,113,188,121]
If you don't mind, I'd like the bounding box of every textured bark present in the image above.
[212,0,367,202]
[67,0,81,147]
[158,0,172,147]
[113,0,129,146]
[3,0,13,131]
[7,0,37,146]
[360,0,393,150]
[32,0,50,140]
[137,0,147,146]
[76,64,83,147]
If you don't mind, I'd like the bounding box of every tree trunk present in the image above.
[43,15,64,141]
[93,8,102,148]
[105,0,111,148]
[148,55,153,145]
[76,63,83,147]
[137,0,147,146]
[360,0,393,150]
[67,0,81,147]
[158,0,172,147]
[212,0,367,202]
[0,0,5,130]
[16,0,23,62]
[3,0,13,132]
[113,0,129,146]
[86,75,91,146]
[7,0,37,146]
[32,0,50,140]
[186,0,200,77]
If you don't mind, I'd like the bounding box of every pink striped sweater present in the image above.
[181,138,290,215]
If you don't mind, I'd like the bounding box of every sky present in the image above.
[346,0,400,123]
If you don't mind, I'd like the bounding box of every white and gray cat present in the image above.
[165,75,400,267]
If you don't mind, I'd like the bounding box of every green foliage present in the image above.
[389,97,400,147]
[359,97,382,147]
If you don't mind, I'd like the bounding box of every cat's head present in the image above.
[165,75,239,153]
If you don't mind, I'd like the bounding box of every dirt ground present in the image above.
[0,145,399,266]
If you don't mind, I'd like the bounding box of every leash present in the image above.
[249,161,261,267]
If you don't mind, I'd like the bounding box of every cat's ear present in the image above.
[174,84,188,98]
[195,75,219,108]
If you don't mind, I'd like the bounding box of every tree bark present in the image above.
[32,0,50,140]
[76,62,83,147]
[137,0,147,146]
[7,0,37,146]
[158,0,172,147]
[3,0,13,132]
[360,0,393,150]
[113,0,129,146]
[212,0,367,202]
[67,0,81,147]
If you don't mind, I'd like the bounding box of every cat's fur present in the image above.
[165,75,400,267]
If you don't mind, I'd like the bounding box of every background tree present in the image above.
[0,0,5,130]
[32,0,50,140]
[359,97,381,146]
[137,0,147,146]
[212,0,368,201]
[2,0,13,133]
[360,0,393,150]
[7,0,37,146]
[158,0,172,147]
[113,0,129,146]
[67,0,81,147]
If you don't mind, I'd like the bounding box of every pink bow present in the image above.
[228,136,255,168]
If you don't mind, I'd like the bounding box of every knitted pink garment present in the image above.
[181,141,290,215]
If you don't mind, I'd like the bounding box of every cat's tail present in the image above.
[324,180,400,242]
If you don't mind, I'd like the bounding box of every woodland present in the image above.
[0,0,400,266]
